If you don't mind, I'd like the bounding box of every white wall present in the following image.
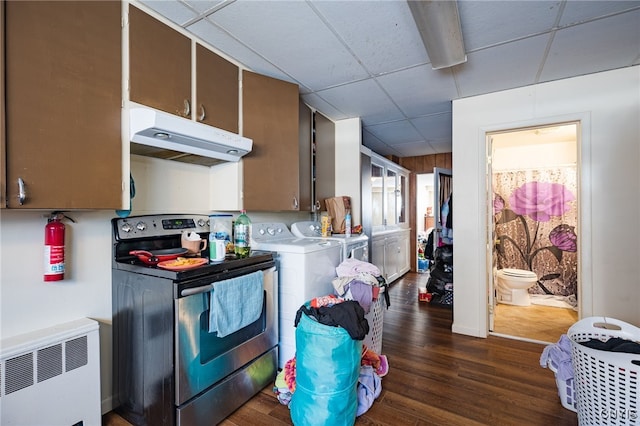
[452,66,640,337]
[335,118,362,225]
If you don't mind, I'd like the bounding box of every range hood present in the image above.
[129,106,252,167]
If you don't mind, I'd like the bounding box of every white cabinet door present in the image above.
[372,236,386,280]
[384,236,399,283]
[397,230,411,277]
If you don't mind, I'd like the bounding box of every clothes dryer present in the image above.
[251,223,342,368]
[291,221,369,262]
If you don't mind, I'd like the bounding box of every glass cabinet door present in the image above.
[398,174,406,224]
[371,163,384,227]
[385,169,397,226]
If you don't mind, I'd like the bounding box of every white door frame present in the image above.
[484,117,592,336]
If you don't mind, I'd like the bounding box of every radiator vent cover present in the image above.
[38,343,62,383]
[4,353,33,395]
[0,318,101,425]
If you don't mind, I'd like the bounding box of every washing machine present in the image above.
[291,220,369,263]
[251,222,342,368]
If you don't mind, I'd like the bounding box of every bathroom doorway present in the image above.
[487,122,580,343]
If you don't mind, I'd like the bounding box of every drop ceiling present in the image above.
[135,0,640,158]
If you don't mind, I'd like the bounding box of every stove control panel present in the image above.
[113,214,210,240]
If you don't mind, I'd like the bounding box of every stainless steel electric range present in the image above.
[111,214,278,426]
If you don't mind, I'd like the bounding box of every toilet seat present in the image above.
[500,268,537,279]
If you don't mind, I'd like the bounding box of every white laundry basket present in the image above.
[547,357,577,412]
[567,317,640,426]
[363,287,386,354]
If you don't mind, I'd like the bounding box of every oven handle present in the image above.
[179,266,276,297]
[181,283,214,297]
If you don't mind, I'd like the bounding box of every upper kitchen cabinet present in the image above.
[129,5,191,118]
[313,110,335,210]
[196,44,238,133]
[129,7,239,134]
[1,1,6,208]
[242,71,300,211]
[298,101,313,212]
[299,102,335,212]
[4,1,122,209]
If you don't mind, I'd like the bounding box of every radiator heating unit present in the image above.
[0,318,101,425]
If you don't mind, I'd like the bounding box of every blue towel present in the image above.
[209,270,264,338]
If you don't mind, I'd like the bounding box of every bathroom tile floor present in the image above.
[493,303,579,343]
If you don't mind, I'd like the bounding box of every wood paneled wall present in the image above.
[398,152,452,174]
[397,153,452,272]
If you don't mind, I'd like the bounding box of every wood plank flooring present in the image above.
[103,272,578,426]
[493,302,578,343]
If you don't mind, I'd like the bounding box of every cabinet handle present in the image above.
[198,105,206,121]
[293,197,299,209]
[183,99,191,117]
[17,178,26,205]
[314,200,321,211]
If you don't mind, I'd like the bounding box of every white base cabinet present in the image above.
[372,229,410,284]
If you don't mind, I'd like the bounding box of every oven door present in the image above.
[174,265,277,406]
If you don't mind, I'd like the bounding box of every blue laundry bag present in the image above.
[290,309,361,426]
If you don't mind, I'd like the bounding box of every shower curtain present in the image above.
[493,166,577,298]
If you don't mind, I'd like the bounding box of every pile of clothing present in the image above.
[426,245,453,306]
[332,258,390,314]
[273,258,389,417]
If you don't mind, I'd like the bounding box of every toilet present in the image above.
[496,268,538,306]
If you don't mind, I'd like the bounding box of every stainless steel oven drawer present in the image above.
[175,348,278,426]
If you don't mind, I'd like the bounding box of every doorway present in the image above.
[415,173,434,270]
[487,122,580,343]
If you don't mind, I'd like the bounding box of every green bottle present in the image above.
[233,209,251,258]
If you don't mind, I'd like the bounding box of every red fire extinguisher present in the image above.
[44,212,66,281]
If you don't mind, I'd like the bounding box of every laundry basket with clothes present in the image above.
[540,334,576,412]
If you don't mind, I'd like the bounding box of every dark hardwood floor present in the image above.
[104,272,578,426]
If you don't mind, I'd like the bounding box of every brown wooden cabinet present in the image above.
[242,70,300,211]
[4,1,122,209]
[1,1,6,209]
[314,111,335,210]
[129,5,191,118]
[129,6,239,135]
[196,44,239,133]
[299,102,335,212]
[298,101,313,212]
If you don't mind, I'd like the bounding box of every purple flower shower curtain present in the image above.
[493,167,578,297]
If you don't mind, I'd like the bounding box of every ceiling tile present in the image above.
[455,34,550,97]
[392,141,437,157]
[300,93,349,121]
[376,64,457,118]
[206,1,369,91]
[560,1,640,26]
[541,9,640,82]
[428,140,455,154]
[411,113,452,141]
[316,79,404,125]
[366,120,423,145]
[458,1,560,51]
[362,129,398,157]
[310,0,428,75]
[186,19,286,78]
[137,0,199,26]
[183,0,228,15]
